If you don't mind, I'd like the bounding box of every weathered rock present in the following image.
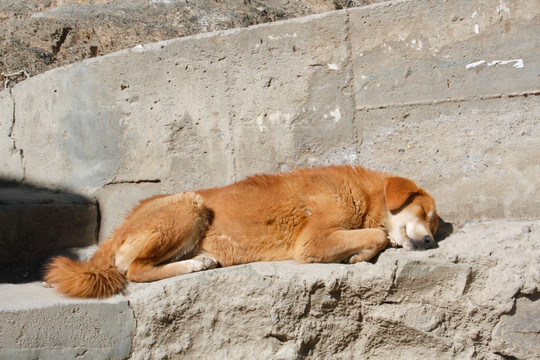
[0,0,538,358]
[125,220,540,359]
[492,295,540,360]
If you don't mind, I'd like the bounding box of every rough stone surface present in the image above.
[0,0,538,358]
[125,220,540,359]
[492,295,540,360]
[0,282,135,360]
[1,220,538,359]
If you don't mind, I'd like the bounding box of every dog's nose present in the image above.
[421,235,435,248]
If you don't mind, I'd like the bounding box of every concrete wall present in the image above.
[0,0,538,243]
[1,1,539,359]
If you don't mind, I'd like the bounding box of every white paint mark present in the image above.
[361,75,367,79]
[466,59,524,69]
[267,33,298,41]
[327,63,339,71]
[329,106,341,122]
[256,111,293,132]
[411,39,416,45]
[256,113,267,132]
[488,59,524,68]
[133,44,144,51]
[398,34,406,41]
[474,24,479,34]
[346,153,358,162]
[497,0,510,14]
[466,60,486,69]
[269,111,292,124]
[472,11,478,18]
[359,53,364,57]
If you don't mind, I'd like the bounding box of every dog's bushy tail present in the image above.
[44,246,127,299]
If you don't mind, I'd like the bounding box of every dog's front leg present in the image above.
[299,228,388,264]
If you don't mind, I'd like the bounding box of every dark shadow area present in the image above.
[435,216,454,243]
[0,178,98,283]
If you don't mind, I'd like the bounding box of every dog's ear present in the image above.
[384,176,421,212]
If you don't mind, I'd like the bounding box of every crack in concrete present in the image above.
[6,88,26,180]
[94,198,102,245]
[6,89,15,140]
[104,179,162,186]
[343,9,362,149]
[224,53,237,182]
[355,90,540,112]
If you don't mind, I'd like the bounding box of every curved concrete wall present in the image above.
[1,0,539,241]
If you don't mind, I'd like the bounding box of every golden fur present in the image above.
[45,165,438,298]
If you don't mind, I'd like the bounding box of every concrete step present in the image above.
[0,220,538,360]
[0,282,134,360]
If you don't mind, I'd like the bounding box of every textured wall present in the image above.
[0,1,539,359]
[0,0,538,241]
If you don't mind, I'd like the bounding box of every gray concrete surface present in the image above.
[0,282,135,360]
[1,219,538,359]
[0,0,539,358]
[0,0,537,241]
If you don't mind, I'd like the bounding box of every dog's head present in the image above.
[383,176,439,251]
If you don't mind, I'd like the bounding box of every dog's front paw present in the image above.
[193,254,219,269]
[202,256,219,269]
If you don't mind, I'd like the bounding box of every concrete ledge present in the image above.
[0,283,135,360]
[124,219,539,359]
[0,220,538,359]
[0,0,538,358]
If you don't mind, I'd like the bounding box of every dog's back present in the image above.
[196,166,388,265]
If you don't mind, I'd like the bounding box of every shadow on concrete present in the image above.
[0,178,98,283]
[435,216,454,243]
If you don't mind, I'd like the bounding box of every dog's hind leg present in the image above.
[116,192,213,282]
[126,257,215,282]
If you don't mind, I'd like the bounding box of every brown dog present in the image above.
[45,165,438,298]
